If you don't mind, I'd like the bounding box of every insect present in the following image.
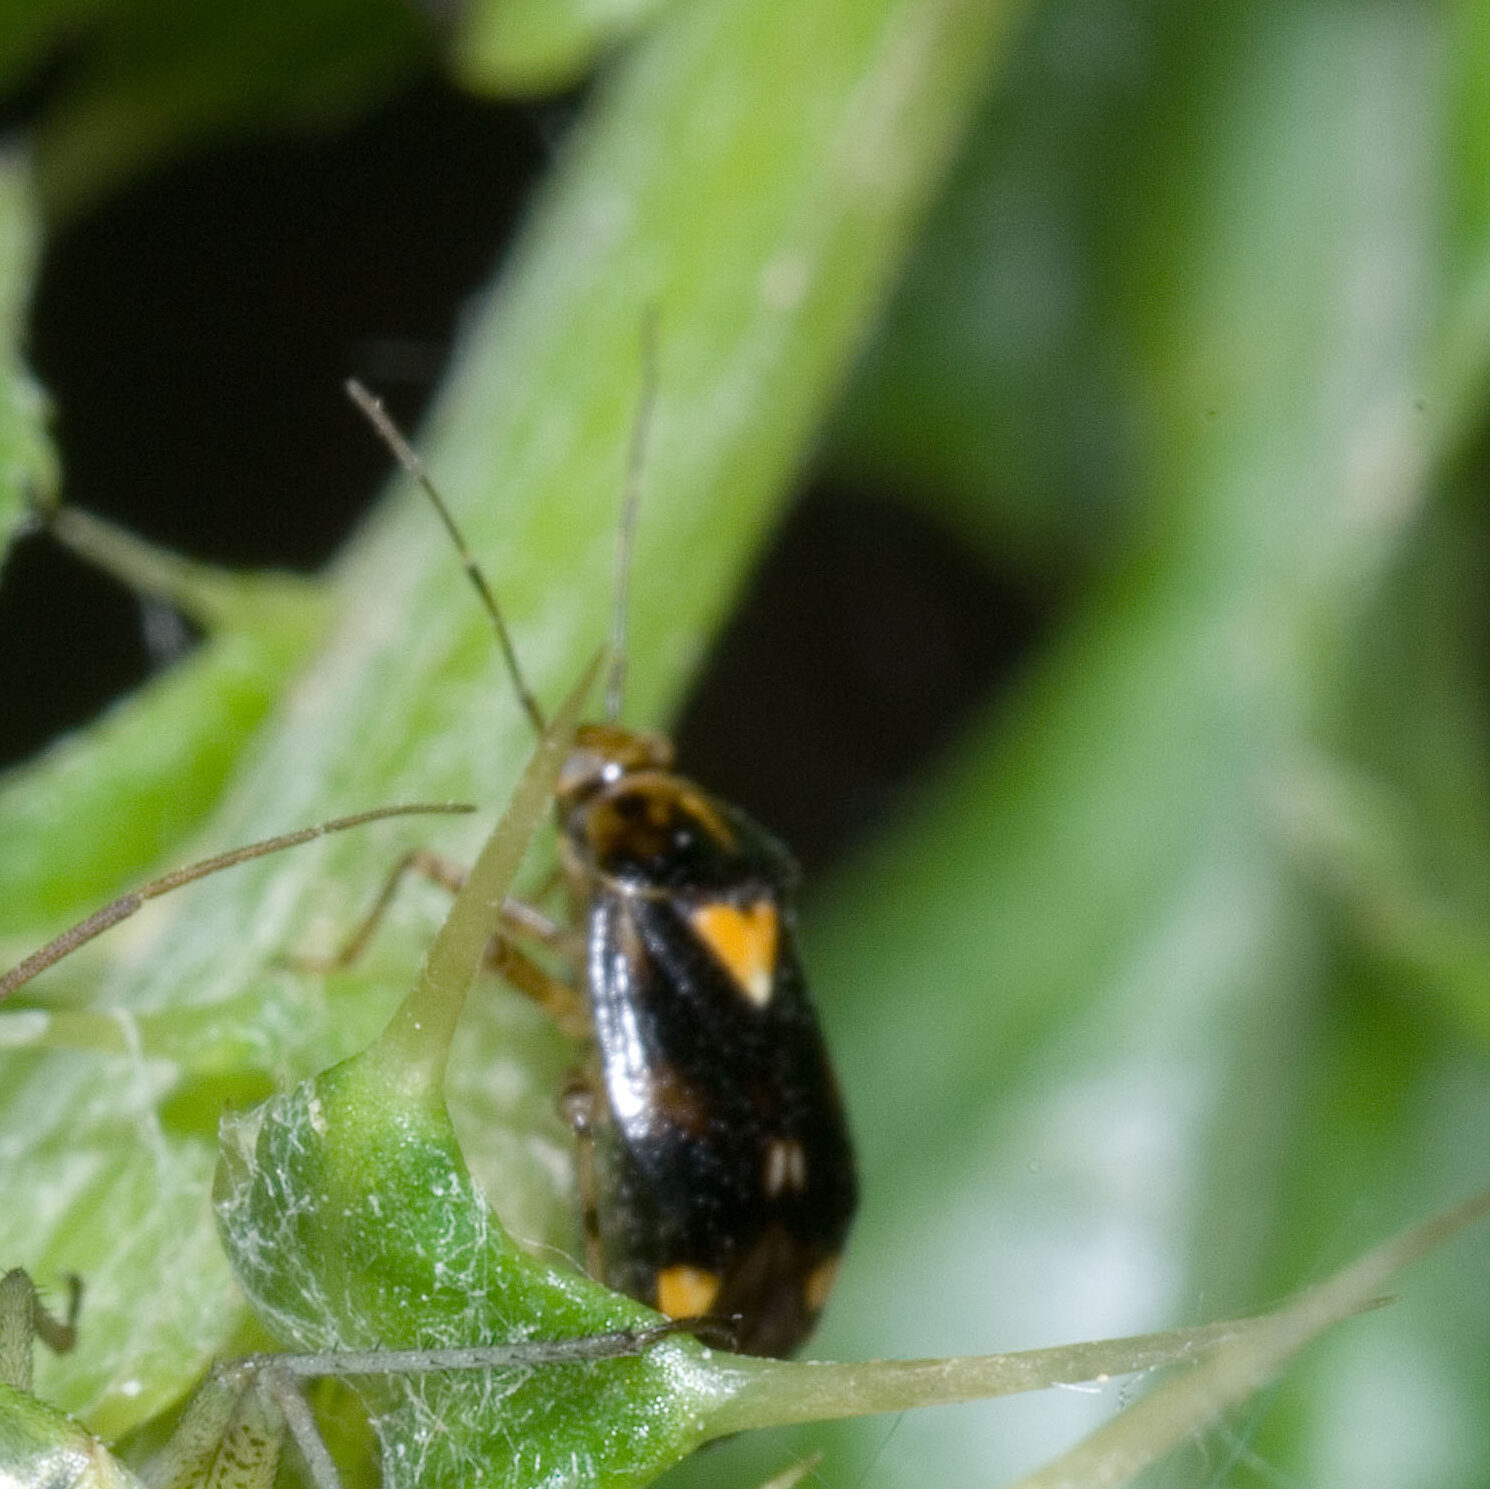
[344,371,857,1358]
[0,650,723,1488]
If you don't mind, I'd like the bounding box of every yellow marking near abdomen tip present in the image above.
[656,1264,722,1319]
[689,900,779,1006]
[803,1256,841,1314]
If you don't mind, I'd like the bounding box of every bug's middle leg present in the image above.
[293,849,581,973]
[488,938,590,1039]
[559,1073,606,1283]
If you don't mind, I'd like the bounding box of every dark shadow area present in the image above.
[1,73,1052,879]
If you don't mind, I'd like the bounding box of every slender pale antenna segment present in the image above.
[0,803,473,1001]
[345,380,548,738]
[605,315,661,724]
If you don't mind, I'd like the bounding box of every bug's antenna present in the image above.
[0,803,474,1002]
[346,380,548,738]
[605,314,660,723]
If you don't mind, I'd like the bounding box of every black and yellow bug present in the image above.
[348,378,857,1357]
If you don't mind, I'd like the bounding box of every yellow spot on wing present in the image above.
[763,1137,808,1196]
[656,1265,722,1319]
[690,900,779,1006]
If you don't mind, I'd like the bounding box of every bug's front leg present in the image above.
[489,938,590,1039]
[287,848,468,973]
[0,1269,80,1392]
[291,850,585,977]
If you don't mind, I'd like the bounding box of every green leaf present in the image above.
[0,152,54,558]
[208,671,1483,1487]
[758,1,1490,1484]
[211,670,718,1489]
[3,0,1020,1468]
[0,512,325,936]
[30,0,433,222]
[8,0,1490,1482]
[455,0,671,96]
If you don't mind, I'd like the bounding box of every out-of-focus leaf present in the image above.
[0,152,54,559]
[0,0,105,100]
[0,600,325,939]
[8,0,1489,1481]
[0,513,326,937]
[456,0,670,96]
[1438,0,1490,442]
[824,1,1140,573]
[30,0,433,222]
[1007,1191,1490,1489]
[673,3,1490,1486]
[4,0,1021,1462]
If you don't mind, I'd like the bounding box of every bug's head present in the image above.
[556,723,674,807]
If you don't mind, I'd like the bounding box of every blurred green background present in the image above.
[1,0,1488,1485]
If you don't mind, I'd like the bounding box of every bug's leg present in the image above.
[142,1359,300,1489]
[498,891,572,951]
[490,939,590,1039]
[0,1271,150,1487]
[559,1073,606,1282]
[756,1453,823,1489]
[254,1366,343,1489]
[498,892,587,969]
[287,848,469,972]
[292,850,583,973]
[0,1269,81,1392]
[155,1321,701,1489]
[284,834,588,1030]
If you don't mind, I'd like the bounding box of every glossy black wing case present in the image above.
[566,770,857,1357]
